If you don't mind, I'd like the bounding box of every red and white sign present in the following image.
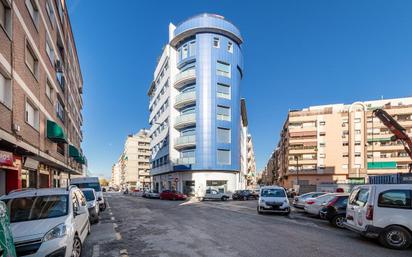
[0,150,14,167]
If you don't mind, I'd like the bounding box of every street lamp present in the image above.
[294,155,300,186]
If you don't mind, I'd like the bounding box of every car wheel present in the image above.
[243,196,247,201]
[331,215,345,229]
[71,235,82,257]
[379,225,412,250]
[221,196,227,201]
[257,206,262,214]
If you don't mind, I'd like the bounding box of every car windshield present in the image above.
[4,195,68,223]
[82,190,95,201]
[72,183,101,192]
[261,189,286,197]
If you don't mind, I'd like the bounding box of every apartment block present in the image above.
[113,130,151,190]
[0,0,85,196]
[271,97,412,188]
[148,14,247,195]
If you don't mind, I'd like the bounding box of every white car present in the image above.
[257,186,290,214]
[80,188,100,224]
[344,184,412,250]
[71,177,106,211]
[0,186,90,257]
[143,190,160,199]
[293,192,326,209]
[202,188,230,201]
[304,193,338,216]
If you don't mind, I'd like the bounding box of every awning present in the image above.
[367,137,392,143]
[75,155,86,165]
[69,145,80,158]
[47,120,67,143]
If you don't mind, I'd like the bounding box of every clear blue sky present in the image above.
[68,0,412,178]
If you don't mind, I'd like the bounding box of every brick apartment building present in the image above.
[0,0,85,196]
[264,97,412,189]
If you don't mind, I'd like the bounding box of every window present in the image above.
[227,41,233,53]
[319,121,326,126]
[45,0,55,27]
[46,79,53,100]
[181,127,195,136]
[342,153,349,158]
[25,0,39,27]
[217,149,230,165]
[355,141,361,146]
[217,105,230,121]
[25,101,39,130]
[216,61,231,78]
[181,105,195,114]
[349,188,369,207]
[217,128,231,143]
[355,130,361,134]
[181,84,195,93]
[182,44,188,59]
[319,153,325,158]
[0,0,11,35]
[354,118,361,123]
[217,83,230,99]
[189,41,195,57]
[378,190,411,209]
[355,152,361,157]
[343,142,349,146]
[0,72,11,108]
[26,42,39,78]
[319,143,325,147]
[56,96,65,122]
[213,37,220,48]
[181,149,195,158]
[319,132,326,136]
[46,35,54,64]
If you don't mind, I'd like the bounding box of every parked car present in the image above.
[143,190,160,199]
[232,190,258,200]
[257,186,290,214]
[0,201,16,257]
[160,190,187,200]
[319,194,349,228]
[344,184,412,250]
[304,193,338,216]
[81,188,100,224]
[71,177,106,211]
[0,186,90,257]
[202,188,230,201]
[293,192,326,209]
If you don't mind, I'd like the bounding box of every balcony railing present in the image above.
[175,91,196,109]
[174,69,196,89]
[176,157,195,165]
[174,113,196,129]
[175,135,196,150]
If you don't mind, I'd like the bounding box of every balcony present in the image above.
[174,69,196,89]
[176,157,195,165]
[174,113,196,129]
[175,135,196,150]
[174,91,196,109]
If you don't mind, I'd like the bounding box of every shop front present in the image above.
[0,150,21,196]
[21,157,39,189]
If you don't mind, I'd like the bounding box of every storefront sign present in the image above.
[23,157,39,170]
[0,151,13,167]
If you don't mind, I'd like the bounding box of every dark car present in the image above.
[319,194,349,228]
[232,190,258,200]
[159,190,187,200]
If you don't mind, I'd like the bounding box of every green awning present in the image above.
[75,155,86,164]
[367,137,392,142]
[69,145,80,158]
[367,161,397,169]
[47,120,67,143]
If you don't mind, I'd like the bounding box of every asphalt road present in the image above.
[83,192,411,257]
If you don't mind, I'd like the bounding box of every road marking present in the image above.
[111,217,115,221]
[116,232,122,240]
[109,211,113,215]
[92,245,100,257]
[113,223,118,229]
[120,249,129,257]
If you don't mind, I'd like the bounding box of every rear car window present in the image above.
[4,195,68,223]
[261,189,286,197]
[350,188,369,207]
[82,190,95,201]
[378,190,411,209]
[72,182,101,192]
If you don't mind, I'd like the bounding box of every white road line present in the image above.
[111,217,115,221]
[119,249,129,257]
[109,212,113,215]
[116,232,122,240]
[113,223,118,229]
[92,245,100,257]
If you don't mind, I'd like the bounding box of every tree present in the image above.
[99,178,109,186]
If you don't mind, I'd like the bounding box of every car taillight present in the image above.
[306,200,315,205]
[366,205,374,220]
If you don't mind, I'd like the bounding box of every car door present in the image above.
[74,190,89,241]
[347,186,370,230]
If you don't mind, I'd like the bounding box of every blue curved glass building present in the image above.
[148,14,246,195]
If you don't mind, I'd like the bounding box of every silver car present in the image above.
[293,192,326,209]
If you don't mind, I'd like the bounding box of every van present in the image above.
[344,184,412,250]
[70,177,106,211]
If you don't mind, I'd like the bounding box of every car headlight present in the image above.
[87,202,96,208]
[43,223,67,242]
